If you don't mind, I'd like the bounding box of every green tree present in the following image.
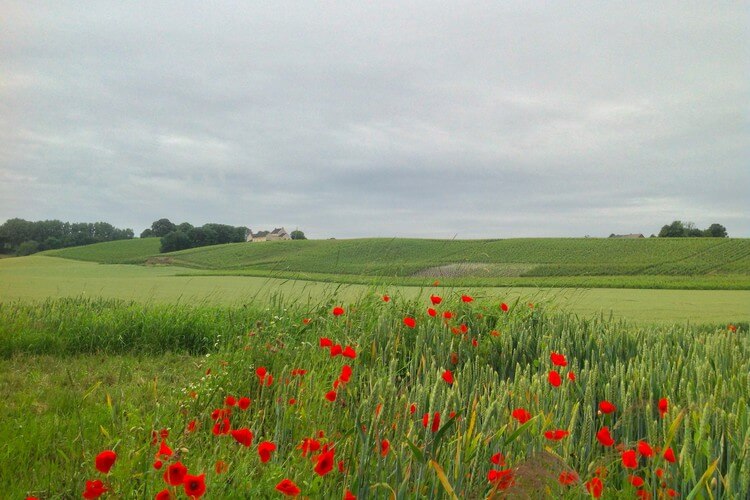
[140,228,155,238]
[150,218,177,237]
[704,223,728,237]
[290,230,307,240]
[160,231,192,253]
[658,221,686,237]
[16,240,40,256]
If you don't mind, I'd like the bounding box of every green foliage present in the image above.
[149,218,177,237]
[291,229,307,240]
[16,240,40,256]
[159,230,192,253]
[659,220,729,238]
[0,218,134,254]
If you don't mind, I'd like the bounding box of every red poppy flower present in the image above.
[667,488,678,497]
[342,346,357,358]
[212,418,230,435]
[215,460,229,474]
[461,294,473,303]
[183,473,206,498]
[599,401,616,414]
[500,302,509,312]
[544,429,569,441]
[430,294,442,305]
[431,412,441,433]
[256,367,267,379]
[82,479,108,499]
[329,344,343,357]
[339,365,352,383]
[187,420,197,433]
[550,352,567,367]
[314,448,335,476]
[728,324,737,332]
[471,337,478,347]
[410,403,417,414]
[548,370,562,387]
[656,467,664,478]
[658,398,669,418]
[302,318,311,325]
[511,408,531,424]
[319,337,333,348]
[621,450,638,469]
[155,489,174,500]
[663,447,676,463]
[442,370,454,385]
[596,427,615,447]
[636,490,652,500]
[291,369,307,376]
[164,461,188,486]
[403,317,416,328]
[332,306,345,316]
[380,439,390,457]
[298,437,321,457]
[344,490,357,500]
[238,397,251,410]
[276,479,301,496]
[427,307,437,317]
[637,441,654,457]
[558,471,578,485]
[258,441,276,463]
[382,294,390,302]
[490,452,505,466]
[153,460,163,470]
[442,311,453,319]
[230,428,253,447]
[94,450,117,474]
[422,413,429,427]
[567,371,576,381]
[459,323,468,334]
[585,477,603,498]
[325,390,337,402]
[225,395,236,407]
[487,469,515,489]
[628,475,645,488]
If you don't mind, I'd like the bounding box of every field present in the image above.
[3,238,749,498]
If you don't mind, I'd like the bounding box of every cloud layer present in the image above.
[2,1,748,237]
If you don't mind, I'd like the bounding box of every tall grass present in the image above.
[4,294,748,498]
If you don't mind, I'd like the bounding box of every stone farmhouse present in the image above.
[246,227,291,242]
[608,233,645,238]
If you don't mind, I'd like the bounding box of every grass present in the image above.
[2,256,749,324]
[2,295,748,498]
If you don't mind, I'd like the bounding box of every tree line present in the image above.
[658,221,728,238]
[140,218,250,253]
[0,218,134,255]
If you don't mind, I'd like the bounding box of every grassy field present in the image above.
[43,237,750,289]
[2,296,747,498]
[2,256,749,324]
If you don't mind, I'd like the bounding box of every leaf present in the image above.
[503,415,538,447]
[99,425,110,439]
[686,457,720,500]
[433,411,463,450]
[370,483,397,500]
[429,460,459,500]
[404,436,425,463]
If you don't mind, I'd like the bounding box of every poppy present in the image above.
[258,441,276,463]
[599,401,617,414]
[637,441,654,458]
[621,450,638,469]
[500,302,509,312]
[422,413,429,427]
[487,469,515,489]
[490,452,505,466]
[291,369,307,376]
[225,395,236,407]
[403,317,416,328]
[450,352,459,365]
[511,408,531,424]
[427,307,437,317]
[472,337,478,347]
[443,311,453,319]
[302,318,311,325]
[212,418,230,436]
[256,367,267,379]
[442,370,454,385]
[332,306,345,316]
[430,294,442,305]
[344,490,357,500]
[339,365,352,383]
[238,397,251,410]
[289,398,296,405]
[550,352,567,367]
[380,439,390,457]
[153,460,163,470]
[330,344,343,357]
[558,471,578,485]
[186,420,197,433]
[164,461,188,486]
[342,346,357,358]
[628,475,645,487]
[82,480,108,499]
[276,479,301,496]
[664,447,677,463]
[375,403,382,416]
[596,427,615,447]
[431,412,441,433]
[325,390,337,402]
[656,468,664,478]
[319,337,333,348]
[410,403,417,414]
[667,489,678,497]
[728,324,737,332]
[461,294,473,303]
[94,450,117,474]
[382,294,390,302]
[548,370,562,387]
[230,428,253,447]
[658,398,669,418]
[567,371,576,382]
[459,323,468,334]
[298,438,321,457]
[155,489,174,500]
[314,447,335,476]
[636,491,652,500]
[183,473,206,498]
[544,429,569,441]
[585,477,603,498]
[215,460,229,474]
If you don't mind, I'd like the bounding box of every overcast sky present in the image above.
[2,1,748,238]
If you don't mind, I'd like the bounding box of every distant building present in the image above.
[246,227,291,242]
[608,233,645,239]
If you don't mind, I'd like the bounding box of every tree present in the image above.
[140,228,155,238]
[160,231,192,253]
[150,218,177,237]
[290,230,307,240]
[658,221,686,238]
[16,240,40,256]
[705,223,728,238]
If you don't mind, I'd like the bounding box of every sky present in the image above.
[2,1,748,238]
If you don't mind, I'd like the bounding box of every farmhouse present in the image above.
[608,233,645,238]
[246,227,291,242]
